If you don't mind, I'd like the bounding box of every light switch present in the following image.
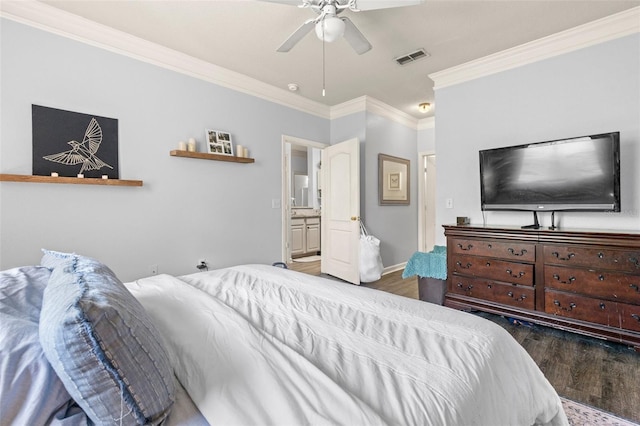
[446,198,454,209]
[272,198,281,209]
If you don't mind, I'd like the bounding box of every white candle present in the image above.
[178,141,187,151]
[236,145,244,157]
[187,138,196,152]
[51,172,59,177]
[243,147,249,158]
[101,175,108,180]
[77,173,84,178]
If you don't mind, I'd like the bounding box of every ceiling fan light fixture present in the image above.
[315,16,345,42]
[418,102,431,113]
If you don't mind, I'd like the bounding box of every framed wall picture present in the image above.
[205,129,234,156]
[32,105,119,178]
[378,154,410,205]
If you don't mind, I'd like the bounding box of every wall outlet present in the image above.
[149,264,158,275]
[197,259,208,271]
[446,198,454,209]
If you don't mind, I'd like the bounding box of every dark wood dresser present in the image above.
[444,225,640,350]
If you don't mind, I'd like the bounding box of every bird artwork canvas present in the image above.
[32,105,119,179]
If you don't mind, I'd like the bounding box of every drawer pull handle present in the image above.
[551,252,575,261]
[506,269,525,278]
[486,262,491,267]
[456,261,472,269]
[507,248,528,257]
[456,283,473,291]
[598,252,604,259]
[552,274,576,284]
[457,243,473,251]
[487,284,492,289]
[631,314,640,322]
[508,292,527,301]
[553,300,577,311]
[599,303,606,310]
[598,275,605,281]
[631,284,639,292]
[629,257,640,268]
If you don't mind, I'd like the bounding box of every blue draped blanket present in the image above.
[402,246,447,280]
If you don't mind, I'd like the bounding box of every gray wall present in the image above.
[417,125,436,153]
[364,113,419,267]
[435,34,640,244]
[0,19,329,280]
[331,111,419,268]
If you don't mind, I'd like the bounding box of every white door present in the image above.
[321,138,360,284]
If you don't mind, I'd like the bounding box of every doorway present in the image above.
[281,136,328,262]
[418,152,436,252]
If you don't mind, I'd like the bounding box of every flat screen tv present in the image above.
[479,132,620,216]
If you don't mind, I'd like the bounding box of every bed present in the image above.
[1,250,568,425]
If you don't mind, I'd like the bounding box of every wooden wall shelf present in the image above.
[170,150,255,163]
[0,174,143,186]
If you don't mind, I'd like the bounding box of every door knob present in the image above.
[351,216,360,221]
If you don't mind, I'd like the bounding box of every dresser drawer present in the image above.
[450,276,535,310]
[451,254,534,286]
[545,290,640,333]
[543,245,640,273]
[306,217,320,225]
[451,238,535,262]
[291,218,305,226]
[621,305,640,333]
[545,290,620,328]
[544,265,640,304]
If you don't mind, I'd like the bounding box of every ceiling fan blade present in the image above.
[260,0,310,5]
[277,21,315,52]
[341,17,372,55]
[345,0,424,11]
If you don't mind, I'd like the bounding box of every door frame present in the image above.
[418,151,436,252]
[281,135,328,262]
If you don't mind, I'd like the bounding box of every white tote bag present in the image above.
[359,222,383,283]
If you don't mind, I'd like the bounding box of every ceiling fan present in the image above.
[265,0,424,55]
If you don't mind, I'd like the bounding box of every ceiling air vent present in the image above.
[394,49,430,66]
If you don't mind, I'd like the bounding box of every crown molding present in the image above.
[330,96,419,129]
[330,96,368,120]
[366,97,419,129]
[429,6,640,90]
[0,0,331,119]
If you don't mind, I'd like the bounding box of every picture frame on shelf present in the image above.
[378,153,410,205]
[205,129,234,156]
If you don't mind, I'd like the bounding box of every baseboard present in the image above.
[382,262,407,276]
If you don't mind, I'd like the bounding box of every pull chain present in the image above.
[322,17,326,97]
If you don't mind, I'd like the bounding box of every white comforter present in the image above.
[125,265,568,426]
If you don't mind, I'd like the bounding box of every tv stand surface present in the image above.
[444,225,640,350]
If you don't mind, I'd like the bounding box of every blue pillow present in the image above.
[0,266,87,425]
[39,252,175,425]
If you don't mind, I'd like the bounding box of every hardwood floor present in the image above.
[288,260,640,423]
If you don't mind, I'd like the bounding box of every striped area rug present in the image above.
[562,397,639,426]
